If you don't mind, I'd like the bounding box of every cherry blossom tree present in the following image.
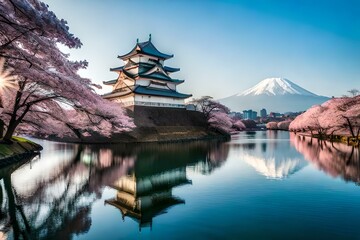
[0,0,134,142]
[290,96,360,142]
[289,105,326,135]
[277,120,292,130]
[232,119,246,131]
[208,111,233,133]
[191,96,232,133]
[317,98,347,137]
[191,96,230,120]
[337,96,360,139]
[266,122,278,130]
[266,121,292,130]
[242,119,257,129]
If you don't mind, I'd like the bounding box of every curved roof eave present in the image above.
[103,79,117,85]
[164,66,180,72]
[110,66,124,72]
[118,41,174,60]
[134,86,192,99]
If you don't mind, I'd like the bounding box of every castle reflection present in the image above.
[0,140,229,238]
[105,168,188,230]
[103,142,229,229]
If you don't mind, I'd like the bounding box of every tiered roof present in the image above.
[105,168,190,228]
[163,66,180,73]
[102,85,191,99]
[118,38,174,60]
[105,60,182,84]
[103,36,192,100]
[105,196,184,228]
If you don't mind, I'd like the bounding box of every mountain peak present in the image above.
[218,77,329,112]
[237,77,318,97]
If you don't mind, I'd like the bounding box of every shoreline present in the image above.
[0,133,229,166]
[291,132,360,147]
[32,131,231,145]
[0,136,43,167]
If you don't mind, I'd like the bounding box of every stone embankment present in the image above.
[52,106,230,143]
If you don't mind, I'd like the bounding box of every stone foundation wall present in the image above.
[130,106,207,127]
[47,106,229,143]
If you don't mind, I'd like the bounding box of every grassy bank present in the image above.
[0,137,43,165]
[294,132,360,147]
[338,136,359,146]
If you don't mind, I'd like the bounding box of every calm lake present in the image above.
[1,131,360,240]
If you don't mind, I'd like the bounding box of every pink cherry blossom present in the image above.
[290,96,360,138]
[0,0,134,141]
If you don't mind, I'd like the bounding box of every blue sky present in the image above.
[44,0,359,98]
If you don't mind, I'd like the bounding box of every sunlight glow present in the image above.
[0,57,17,93]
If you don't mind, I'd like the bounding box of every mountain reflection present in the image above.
[243,154,308,179]
[290,133,360,184]
[232,131,308,179]
[0,140,229,239]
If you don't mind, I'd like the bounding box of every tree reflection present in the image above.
[0,147,96,240]
[189,142,229,175]
[290,133,360,184]
[0,140,229,238]
[0,155,41,240]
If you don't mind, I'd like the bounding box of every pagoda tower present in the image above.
[105,168,190,230]
[103,35,192,108]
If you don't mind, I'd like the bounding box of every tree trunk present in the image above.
[3,118,19,142]
[65,123,83,141]
[344,116,355,138]
[0,119,4,138]
[2,87,23,142]
[3,103,31,142]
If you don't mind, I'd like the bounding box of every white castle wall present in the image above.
[110,94,185,108]
[112,95,135,107]
[134,95,185,108]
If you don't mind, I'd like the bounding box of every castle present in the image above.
[103,35,192,108]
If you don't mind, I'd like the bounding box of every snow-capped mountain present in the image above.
[219,77,329,113]
[238,77,317,97]
[243,154,307,179]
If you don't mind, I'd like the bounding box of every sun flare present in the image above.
[0,57,17,92]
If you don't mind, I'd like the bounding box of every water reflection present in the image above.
[2,133,360,239]
[1,143,95,240]
[104,142,229,229]
[105,167,188,230]
[243,153,307,180]
[231,131,308,179]
[0,154,39,240]
[291,133,360,184]
[0,140,229,239]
